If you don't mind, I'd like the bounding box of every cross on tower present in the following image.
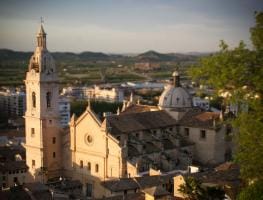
[40,17,44,24]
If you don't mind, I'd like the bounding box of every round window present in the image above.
[85,134,93,145]
[87,135,93,143]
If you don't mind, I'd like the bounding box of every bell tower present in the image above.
[24,22,62,182]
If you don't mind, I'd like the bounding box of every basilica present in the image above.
[24,24,233,198]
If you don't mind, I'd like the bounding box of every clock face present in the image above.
[85,134,93,145]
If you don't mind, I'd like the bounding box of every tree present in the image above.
[189,12,263,198]
[179,177,225,200]
[70,100,122,117]
[238,180,263,200]
[178,177,206,200]
[250,12,263,51]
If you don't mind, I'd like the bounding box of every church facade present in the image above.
[24,25,233,199]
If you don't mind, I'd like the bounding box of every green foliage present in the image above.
[188,11,263,198]
[210,96,224,110]
[250,12,263,51]
[238,180,263,200]
[179,177,206,200]
[206,187,225,200]
[234,104,263,181]
[189,40,261,103]
[179,177,225,200]
[70,100,122,117]
[90,101,122,116]
[70,100,89,117]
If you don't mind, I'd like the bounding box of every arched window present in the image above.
[95,164,99,172]
[46,92,51,108]
[87,162,91,171]
[32,92,36,108]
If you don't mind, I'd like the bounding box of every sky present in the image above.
[0,0,262,53]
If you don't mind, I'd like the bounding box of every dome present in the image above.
[158,71,192,109]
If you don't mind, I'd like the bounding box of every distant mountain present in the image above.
[136,50,198,62]
[0,49,114,63]
[78,51,110,61]
[0,49,32,62]
[52,52,79,61]
[136,50,172,61]
[51,51,111,62]
[0,49,203,64]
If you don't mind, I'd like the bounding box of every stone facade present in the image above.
[24,24,62,182]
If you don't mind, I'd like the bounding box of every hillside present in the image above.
[136,50,198,62]
[0,49,113,63]
[0,49,32,62]
[0,49,205,86]
[0,49,201,64]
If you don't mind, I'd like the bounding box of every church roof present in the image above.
[102,178,139,192]
[159,85,192,109]
[162,139,175,149]
[158,71,192,109]
[128,144,141,157]
[106,110,177,135]
[178,108,220,130]
[95,193,145,200]
[143,186,170,197]
[102,173,177,193]
[121,104,158,114]
[144,141,161,154]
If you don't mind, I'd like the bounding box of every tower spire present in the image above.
[37,17,47,49]
[40,16,44,25]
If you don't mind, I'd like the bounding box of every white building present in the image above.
[62,85,124,102]
[121,82,164,89]
[93,85,124,102]
[61,86,87,99]
[192,96,210,111]
[58,96,71,127]
[0,88,26,117]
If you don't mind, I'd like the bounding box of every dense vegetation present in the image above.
[70,100,122,118]
[0,49,201,86]
[189,12,263,199]
[179,177,225,200]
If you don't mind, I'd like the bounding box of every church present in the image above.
[24,24,233,198]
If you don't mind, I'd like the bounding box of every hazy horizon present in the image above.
[0,48,216,55]
[0,0,262,53]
